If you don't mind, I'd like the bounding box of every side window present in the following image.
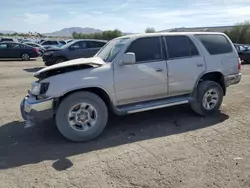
[189,38,199,56]
[70,41,87,49]
[78,41,87,49]
[195,34,233,55]
[165,36,199,59]
[42,41,50,45]
[50,41,58,45]
[0,43,7,49]
[88,41,106,48]
[8,44,20,49]
[126,37,162,62]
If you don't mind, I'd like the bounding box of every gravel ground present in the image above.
[0,58,249,188]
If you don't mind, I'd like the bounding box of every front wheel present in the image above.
[55,57,66,64]
[190,81,223,116]
[55,91,108,142]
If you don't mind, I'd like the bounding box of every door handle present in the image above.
[197,63,204,67]
[155,68,163,72]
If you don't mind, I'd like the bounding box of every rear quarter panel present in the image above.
[194,34,239,76]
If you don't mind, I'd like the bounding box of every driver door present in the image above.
[114,37,168,105]
[68,41,87,59]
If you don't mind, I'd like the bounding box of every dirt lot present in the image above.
[0,58,249,188]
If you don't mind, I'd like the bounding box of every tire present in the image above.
[21,53,30,61]
[55,91,108,142]
[44,61,53,66]
[55,57,66,64]
[190,81,223,116]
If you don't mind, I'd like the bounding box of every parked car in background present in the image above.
[66,39,74,43]
[59,40,67,45]
[40,40,64,50]
[42,39,107,66]
[0,38,15,42]
[21,32,241,142]
[24,42,46,56]
[238,49,250,63]
[234,43,250,63]
[0,42,39,60]
[20,39,33,43]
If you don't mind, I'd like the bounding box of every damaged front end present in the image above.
[21,57,106,127]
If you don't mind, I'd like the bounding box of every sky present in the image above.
[1,0,250,33]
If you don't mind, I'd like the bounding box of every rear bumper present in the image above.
[20,94,54,125]
[225,73,242,87]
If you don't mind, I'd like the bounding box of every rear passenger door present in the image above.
[164,35,205,96]
[86,41,106,57]
[68,41,88,59]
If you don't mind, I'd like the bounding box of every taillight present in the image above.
[238,58,242,70]
[34,48,39,53]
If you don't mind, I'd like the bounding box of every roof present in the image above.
[117,32,226,39]
[75,39,107,42]
[160,26,234,33]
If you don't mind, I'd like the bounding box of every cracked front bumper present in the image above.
[20,94,54,125]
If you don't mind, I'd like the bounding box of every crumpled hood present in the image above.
[34,57,105,77]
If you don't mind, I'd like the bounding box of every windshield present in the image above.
[95,38,130,62]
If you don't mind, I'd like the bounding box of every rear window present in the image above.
[196,34,233,55]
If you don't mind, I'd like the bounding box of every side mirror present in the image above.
[121,52,136,65]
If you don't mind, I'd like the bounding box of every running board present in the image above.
[115,95,190,115]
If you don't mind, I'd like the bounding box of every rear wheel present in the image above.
[190,81,223,116]
[55,57,66,64]
[21,53,30,61]
[55,92,108,142]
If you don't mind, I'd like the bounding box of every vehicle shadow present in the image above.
[23,67,44,72]
[0,59,37,62]
[0,105,229,171]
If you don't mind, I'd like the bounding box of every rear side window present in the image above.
[195,34,232,55]
[165,36,199,59]
[42,41,50,45]
[88,41,106,48]
[0,43,7,49]
[50,41,58,45]
[126,37,162,62]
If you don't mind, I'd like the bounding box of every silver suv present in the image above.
[20,32,242,142]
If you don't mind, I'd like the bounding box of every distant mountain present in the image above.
[43,27,102,37]
[0,30,16,34]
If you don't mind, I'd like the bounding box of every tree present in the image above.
[225,21,250,44]
[72,29,123,40]
[145,27,156,33]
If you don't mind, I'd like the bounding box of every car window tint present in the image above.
[88,41,106,48]
[42,41,50,45]
[165,36,197,59]
[126,37,162,62]
[70,41,87,49]
[78,41,87,49]
[50,41,58,45]
[195,34,232,55]
[59,41,66,44]
[8,43,20,49]
[189,38,199,56]
[0,43,7,49]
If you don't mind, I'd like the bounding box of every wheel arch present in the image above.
[53,86,114,114]
[193,71,226,96]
